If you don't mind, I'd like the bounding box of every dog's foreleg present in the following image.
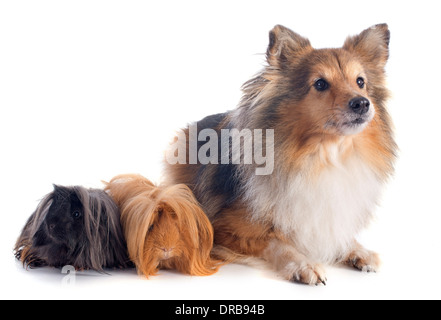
[262,239,327,285]
[343,240,381,272]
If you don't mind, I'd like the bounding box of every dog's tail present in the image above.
[211,245,269,269]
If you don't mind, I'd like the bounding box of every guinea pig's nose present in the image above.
[161,248,174,259]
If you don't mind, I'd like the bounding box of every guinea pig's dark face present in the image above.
[39,186,85,247]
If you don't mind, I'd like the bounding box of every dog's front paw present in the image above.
[346,248,381,273]
[286,263,327,286]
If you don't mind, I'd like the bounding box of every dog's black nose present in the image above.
[349,97,370,114]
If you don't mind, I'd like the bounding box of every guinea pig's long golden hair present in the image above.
[104,174,220,277]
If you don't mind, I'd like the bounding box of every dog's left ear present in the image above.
[343,24,390,67]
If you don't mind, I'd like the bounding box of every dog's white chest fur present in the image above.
[279,154,382,263]
[248,145,383,264]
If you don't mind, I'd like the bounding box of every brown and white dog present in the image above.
[164,24,397,285]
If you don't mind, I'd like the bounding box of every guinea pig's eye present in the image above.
[148,224,154,232]
[71,211,82,220]
[357,77,365,89]
[314,79,329,92]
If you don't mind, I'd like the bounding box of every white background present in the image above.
[1,0,440,300]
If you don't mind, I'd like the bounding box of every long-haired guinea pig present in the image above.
[14,185,131,271]
[104,174,220,278]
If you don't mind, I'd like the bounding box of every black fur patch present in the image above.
[194,113,242,213]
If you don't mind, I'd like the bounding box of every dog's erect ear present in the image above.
[267,25,312,68]
[343,24,390,67]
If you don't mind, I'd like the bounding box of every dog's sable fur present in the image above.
[105,174,220,277]
[164,24,397,285]
[14,185,131,271]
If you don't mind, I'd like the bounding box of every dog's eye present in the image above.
[71,211,82,220]
[357,77,365,89]
[314,79,329,92]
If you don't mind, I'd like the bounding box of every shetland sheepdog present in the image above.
[164,24,397,285]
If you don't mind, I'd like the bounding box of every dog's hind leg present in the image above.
[212,205,327,285]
